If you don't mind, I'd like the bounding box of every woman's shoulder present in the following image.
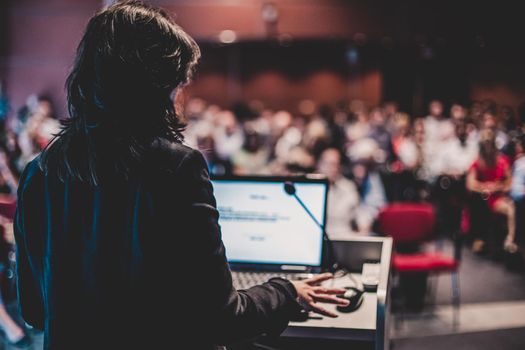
[150,138,194,157]
[148,138,206,172]
[17,156,44,196]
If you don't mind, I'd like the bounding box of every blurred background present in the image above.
[1,1,525,349]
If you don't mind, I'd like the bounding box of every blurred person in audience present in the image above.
[182,97,208,148]
[499,105,518,134]
[16,95,60,171]
[423,100,454,177]
[424,99,454,145]
[382,101,399,134]
[8,95,37,137]
[466,129,516,253]
[195,125,232,176]
[436,120,478,178]
[345,106,370,146]
[498,106,519,159]
[213,110,244,161]
[450,103,467,123]
[391,113,418,170]
[433,120,478,234]
[0,152,18,195]
[184,97,207,121]
[250,108,272,140]
[282,145,316,174]
[232,126,270,175]
[470,100,484,122]
[317,148,359,237]
[1,84,26,343]
[367,107,393,165]
[318,105,345,151]
[350,160,387,235]
[0,210,29,346]
[347,137,380,165]
[273,111,300,161]
[511,134,525,251]
[411,118,432,199]
[481,110,509,152]
[451,103,479,143]
[389,113,422,201]
[232,102,257,124]
[302,118,331,159]
[1,114,21,192]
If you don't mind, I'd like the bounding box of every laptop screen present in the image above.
[211,177,327,268]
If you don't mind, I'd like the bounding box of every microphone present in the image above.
[283,181,337,272]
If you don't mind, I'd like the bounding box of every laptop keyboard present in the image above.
[232,271,315,290]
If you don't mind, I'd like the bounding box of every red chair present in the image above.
[378,203,461,325]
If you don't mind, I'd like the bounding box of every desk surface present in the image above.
[284,273,377,341]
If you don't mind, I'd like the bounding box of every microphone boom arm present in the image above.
[291,193,325,233]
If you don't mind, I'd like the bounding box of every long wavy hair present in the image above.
[478,128,498,169]
[40,1,200,186]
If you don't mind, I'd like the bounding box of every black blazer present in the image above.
[15,139,300,350]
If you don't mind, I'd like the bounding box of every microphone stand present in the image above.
[284,181,338,272]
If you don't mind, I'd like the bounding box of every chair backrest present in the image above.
[378,203,435,244]
[0,196,17,220]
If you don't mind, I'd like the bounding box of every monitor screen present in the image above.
[211,178,327,267]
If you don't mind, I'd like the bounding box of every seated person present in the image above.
[232,127,270,175]
[466,129,516,253]
[317,148,359,237]
[350,160,387,235]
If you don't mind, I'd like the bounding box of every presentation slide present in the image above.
[212,180,325,266]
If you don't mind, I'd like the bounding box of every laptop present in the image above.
[211,175,329,289]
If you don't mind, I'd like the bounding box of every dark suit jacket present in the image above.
[15,139,300,350]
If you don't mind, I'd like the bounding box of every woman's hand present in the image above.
[291,273,350,318]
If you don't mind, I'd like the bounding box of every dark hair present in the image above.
[40,1,200,185]
[479,129,497,168]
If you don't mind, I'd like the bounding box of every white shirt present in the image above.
[326,176,359,237]
[435,137,478,176]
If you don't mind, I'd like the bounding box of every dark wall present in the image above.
[151,0,391,41]
[186,40,383,113]
[2,0,101,118]
[0,0,8,79]
[1,0,524,118]
[168,0,525,115]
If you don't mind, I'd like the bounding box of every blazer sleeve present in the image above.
[14,165,45,330]
[174,149,301,345]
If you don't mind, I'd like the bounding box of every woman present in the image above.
[14,2,347,350]
[466,129,517,253]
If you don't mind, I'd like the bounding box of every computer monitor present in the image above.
[211,176,328,271]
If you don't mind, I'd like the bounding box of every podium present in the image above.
[262,236,393,350]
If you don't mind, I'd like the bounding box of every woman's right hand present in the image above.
[290,273,350,318]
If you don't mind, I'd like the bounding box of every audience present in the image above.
[0,93,524,260]
[182,97,525,256]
